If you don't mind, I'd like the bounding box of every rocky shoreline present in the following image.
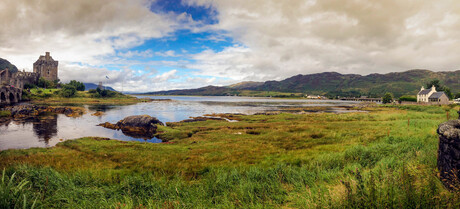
[0,104,85,125]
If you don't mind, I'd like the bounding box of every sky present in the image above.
[1,0,460,92]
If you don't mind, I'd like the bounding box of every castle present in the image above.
[33,52,58,81]
[0,52,59,105]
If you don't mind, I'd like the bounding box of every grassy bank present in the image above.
[0,105,459,208]
[26,88,150,105]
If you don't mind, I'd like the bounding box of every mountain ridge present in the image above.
[0,58,19,73]
[143,69,460,98]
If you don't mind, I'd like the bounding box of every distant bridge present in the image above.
[0,86,22,106]
[340,97,382,103]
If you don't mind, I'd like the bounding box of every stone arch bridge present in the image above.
[0,86,22,106]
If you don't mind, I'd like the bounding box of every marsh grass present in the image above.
[0,110,11,117]
[27,88,148,105]
[1,105,460,208]
[0,169,37,209]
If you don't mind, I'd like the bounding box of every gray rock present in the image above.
[99,115,163,139]
[437,120,460,190]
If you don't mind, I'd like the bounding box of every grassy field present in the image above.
[0,105,459,208]
[26,88,150,105]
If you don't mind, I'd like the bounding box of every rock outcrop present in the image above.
[437,120,460,190]
[98,115,163,139]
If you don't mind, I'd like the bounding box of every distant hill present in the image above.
[150,85,231,96]
[249,70,460,98]
[143,69,460,98]
[0,58,19,73]
[83,83,116,91]
[228,81,263,89]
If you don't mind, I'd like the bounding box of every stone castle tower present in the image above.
[33,52,58,81]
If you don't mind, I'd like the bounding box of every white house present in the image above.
[417,86,436,102]
[417,85,450,105]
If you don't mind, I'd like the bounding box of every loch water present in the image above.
[0,96,358,150]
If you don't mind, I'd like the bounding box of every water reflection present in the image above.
[87,104,118,112]
[32,114,58,145]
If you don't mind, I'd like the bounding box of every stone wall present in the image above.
[437,119,460,190]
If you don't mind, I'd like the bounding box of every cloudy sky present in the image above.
[1,0,459,92]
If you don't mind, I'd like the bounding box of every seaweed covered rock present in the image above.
[99,115,163,139]
[437,120,460,190]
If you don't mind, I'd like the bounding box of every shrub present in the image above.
[92,88,121,98]
[68,80,85,91]
[37,77,55,88]
[382,93,393,104]
[399,95,417,102]
[21,90,30,100]
[88,89,97,94]
[60,84,77,98]
[23,83,36,89]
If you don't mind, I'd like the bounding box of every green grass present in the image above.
[0,111,11,118]
[26,88,149,105]
[1,105,460,208]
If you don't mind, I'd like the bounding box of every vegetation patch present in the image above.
[0,111,11,118]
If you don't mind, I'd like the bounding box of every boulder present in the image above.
[99,115,163,139]
[437,120,460,190]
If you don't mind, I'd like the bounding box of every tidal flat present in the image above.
[1,105,460,208]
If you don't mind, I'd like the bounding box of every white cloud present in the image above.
[4,0,460,92]
[118,50,154,58]
[155,50,177,57]
[0,0,191,69]
[154,69,178,82]
[185,0,460,82]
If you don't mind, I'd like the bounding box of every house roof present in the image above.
[418,89,431,95]
[428,92,446,99]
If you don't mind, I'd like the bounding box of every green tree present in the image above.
[60,84,76,98]
[68,80,85,91]
[382,93,393,104]
[425,79,453,99]
[37,77,54,88]
[425,79,441,90]
[455,92,460,99]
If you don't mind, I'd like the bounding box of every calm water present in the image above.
[0,96,357,150]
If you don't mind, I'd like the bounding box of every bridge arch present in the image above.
[0,91,5,104]
[0,87,22,105]
[9,92,16,104]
